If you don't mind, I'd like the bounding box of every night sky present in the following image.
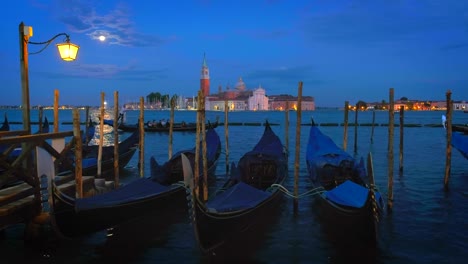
[0,0,467,107]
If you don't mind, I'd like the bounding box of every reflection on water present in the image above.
[0,109,467,263]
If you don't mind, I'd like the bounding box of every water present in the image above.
[1,109,467,263]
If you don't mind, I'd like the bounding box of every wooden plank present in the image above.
[0,195,35,217]
[0,131,74,144]
[0,183,34,206]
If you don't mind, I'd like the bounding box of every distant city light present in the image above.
[99,35,106,42]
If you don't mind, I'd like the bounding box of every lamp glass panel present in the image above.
[56,43,80,61]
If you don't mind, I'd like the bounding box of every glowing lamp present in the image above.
[56,41,80,61]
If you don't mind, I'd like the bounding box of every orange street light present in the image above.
[19,21,80,133]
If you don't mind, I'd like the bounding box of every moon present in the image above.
[99,35,106,41]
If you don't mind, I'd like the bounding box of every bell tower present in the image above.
[200,53,210,96]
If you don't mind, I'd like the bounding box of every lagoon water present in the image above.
[1,108,467,263]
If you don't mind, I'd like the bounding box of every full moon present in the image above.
[99,35,106,41]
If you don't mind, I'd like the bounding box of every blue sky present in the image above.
[0,0,467,107]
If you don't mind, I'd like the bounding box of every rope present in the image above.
[269,183,325,199]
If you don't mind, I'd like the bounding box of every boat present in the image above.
[117,119,219,133]
[38,116,50,133]
[101,112,124,127]
[183,121,288,256]
[150,124,221,186]
[0,114,9,131]
[452,124,468,135]
[305,119,384,244]
[50,126,221,238]
[57,129,140,178]
[442,115,468,159]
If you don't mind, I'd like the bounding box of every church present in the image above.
[194,54,314,111]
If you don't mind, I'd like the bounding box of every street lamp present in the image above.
[19,21,80,133]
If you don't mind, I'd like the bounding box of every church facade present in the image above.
[196,54,314,111]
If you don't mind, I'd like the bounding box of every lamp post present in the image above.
[19,21,79,133]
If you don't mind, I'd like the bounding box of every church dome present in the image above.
[235,77,246,91]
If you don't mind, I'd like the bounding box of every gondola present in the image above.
[305,119,384,244]
[452,124,468,135]
[0,114,9,131]
[183,121,287,256]
[50,126,221,238]
[57,129,140,178]
[442,115,468,159]
[117,119,219,133]
[151,124,221,186]
[38,116,50,133]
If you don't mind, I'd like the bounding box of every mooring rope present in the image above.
[269,183,325,199]
[369,183,382,223]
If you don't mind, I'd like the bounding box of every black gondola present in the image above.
[117,120,219,133]
[0,114,9,131]
[50,126,221,238]
[305,119,384,244]
[443,115,468,159]
[57,129,140,178]
[183,121,287,256]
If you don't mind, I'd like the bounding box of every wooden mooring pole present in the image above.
[387,88,395,211]
[113,91,120,188]
[293,81,303,213]
[285,101,289,154]
[139,97,145,178]
[224,99,230,176]
[343,101,349,151]
[85,106,90,143]
[38,107,43,133]
[72,108,83,198]
[54,89,59,133]
[97,92,105,178]
[169,96,175,159]
[399,106,404,174]
[201,93,208,202]
[444,90,452,191]
[194,91,202,199]
[371,110,376,143]
[354,103,358,154]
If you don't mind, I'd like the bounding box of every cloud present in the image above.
[299,1,468,45]
[55,0,175,47]
[34,62,168,81]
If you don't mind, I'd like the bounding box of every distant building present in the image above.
[453,101,468,111]
[268,94,315,111]
[193,54,314,111]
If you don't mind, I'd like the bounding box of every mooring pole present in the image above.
[293,81,303,213]
[343,101,349,151]
[201,93,208,202]
[54,89,59,133]
[354,103,358,153]
[169,96,175,159]
[72,108,83,198]
[371,110,376,144]
[113,91,120,188]
[97,92,105,178]
[224,99,230,176]
[139,97,145,178]
[285,100,289,154]
[194,91,202,199]
[399,105,404,174]
[444,90,452,191]
[387,88,395,211]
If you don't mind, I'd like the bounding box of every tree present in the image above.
[356,100,367,110]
